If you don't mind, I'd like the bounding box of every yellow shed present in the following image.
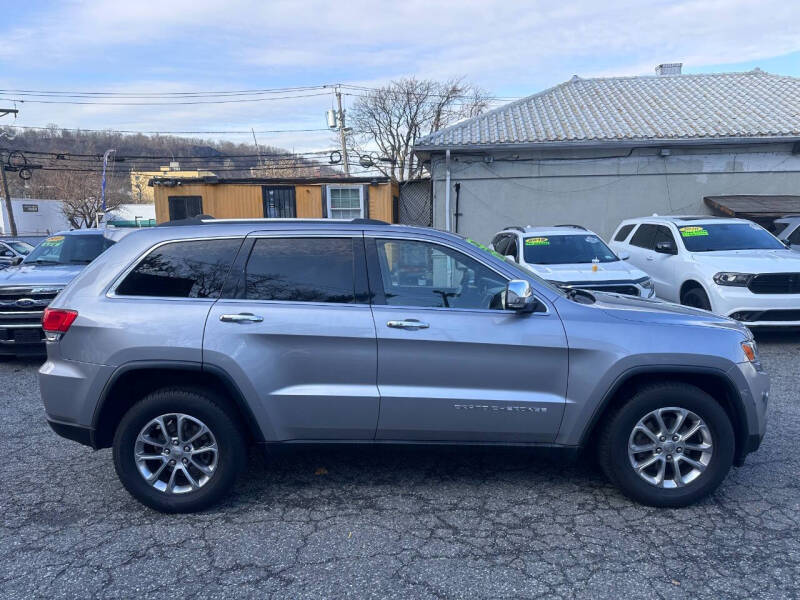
[150,176,399,224]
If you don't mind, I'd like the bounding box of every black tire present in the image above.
[113,387,247,513]
[681,286,712,311]
[598,382,734,508]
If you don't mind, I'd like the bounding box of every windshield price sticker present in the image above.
[41,236,65,247]
[525,237,550,246]
[466,238,505,259]
[679,226,708,238]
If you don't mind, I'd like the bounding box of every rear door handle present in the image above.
[387,319,429,330]
[220,313,263,323]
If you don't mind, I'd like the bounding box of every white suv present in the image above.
[610,216,800,327]
[490,225,655,297]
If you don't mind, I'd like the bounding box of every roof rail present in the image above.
[503,225,526,232]
[554,224,588,230]
[157,216,390,227]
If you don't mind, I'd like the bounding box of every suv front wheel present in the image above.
[113,387,247,513]
[598,382,734,507]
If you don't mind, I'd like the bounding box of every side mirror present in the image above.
[505,279,544,313]
[618,251,630,261]
[654,241,677,255]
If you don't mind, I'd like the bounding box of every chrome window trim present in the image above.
[106,235,245,300]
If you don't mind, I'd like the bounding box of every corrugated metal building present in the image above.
[150,176,398,223]
[414,66,800,242]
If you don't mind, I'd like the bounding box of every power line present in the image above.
[0,85,330,98]
[0,91,333,106]
[4,124,331,135]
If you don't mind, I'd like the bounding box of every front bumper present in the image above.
[728,360,769,464]
[710,286,800,326]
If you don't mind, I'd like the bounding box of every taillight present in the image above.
[42,308,78,334]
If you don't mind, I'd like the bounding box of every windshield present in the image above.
[522,234,618,264]
[678,223,785,252]
[23,234,115,265]
[7,241,34,255]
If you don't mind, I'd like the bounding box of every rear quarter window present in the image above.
[613,224,636,242]
[115,238,242,298]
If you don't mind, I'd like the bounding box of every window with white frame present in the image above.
[327,186,363,219]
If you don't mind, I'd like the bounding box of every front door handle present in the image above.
[220,313,263,323]
[387,319,429,330]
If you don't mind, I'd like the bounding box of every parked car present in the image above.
[610,216,800,327]
[773,215,800,251]
[0,228,132,355]
[40,218,767,512]
[490,225,655,297]
[0,238,35,268]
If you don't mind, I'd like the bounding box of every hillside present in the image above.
[0,125,339,202]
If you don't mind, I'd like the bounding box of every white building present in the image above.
[414,66,800,242]
[0,199,156,235]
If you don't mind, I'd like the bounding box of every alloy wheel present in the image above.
[627,406,713,489]
[134,413,219,494]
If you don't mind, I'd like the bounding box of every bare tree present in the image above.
[50,169,124,228]
[348,78,489,181]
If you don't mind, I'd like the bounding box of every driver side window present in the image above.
[375,239,507,310]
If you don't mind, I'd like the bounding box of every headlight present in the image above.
[713,272,754,286]
[640,278,654,290]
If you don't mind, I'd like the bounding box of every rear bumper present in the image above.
[47,417,94,447]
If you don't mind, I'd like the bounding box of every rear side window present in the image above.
[614,224,635,242]
[629,224,657,249]
[789,227,800,245]
[491,235,509,255]
[116,238,241,298]
[244,237,355,303]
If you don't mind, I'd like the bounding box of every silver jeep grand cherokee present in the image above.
[40,219,769,513]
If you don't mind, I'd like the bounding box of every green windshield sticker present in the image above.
[41,236,65,247]
[466,238,505,259]
[679,226,708,237]
[525,237,550,246]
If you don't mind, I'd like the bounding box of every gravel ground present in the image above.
[1,333,799,599]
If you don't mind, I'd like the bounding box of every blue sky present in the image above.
[1,0,798,152]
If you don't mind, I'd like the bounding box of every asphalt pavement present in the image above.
[1,332,799,599]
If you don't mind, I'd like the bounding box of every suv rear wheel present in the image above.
[598,382,734,507]
[113,387,247,513]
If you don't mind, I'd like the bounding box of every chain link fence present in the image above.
[397,179,432,227]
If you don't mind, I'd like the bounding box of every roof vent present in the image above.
[655,63,682,76]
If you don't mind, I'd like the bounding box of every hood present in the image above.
[589,291,749,334]
[0,263,85,288]
[526,259,648,283]
[691,249,800,273]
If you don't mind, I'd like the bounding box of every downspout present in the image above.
[453,182,461,233]
[444,149,451,231]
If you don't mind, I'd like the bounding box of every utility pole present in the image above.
[0,111,19,237]
[335,86,350,176]
[100,148,116,228]
[0,159,18,236]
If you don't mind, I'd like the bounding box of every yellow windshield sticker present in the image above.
[525,237,550,246]
[679,226,708,237]
[41,236,65,246]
